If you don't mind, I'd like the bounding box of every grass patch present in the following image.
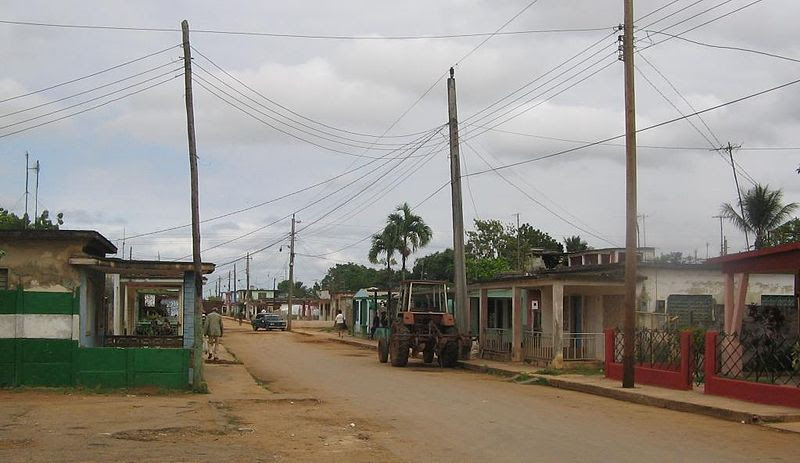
[535,368,564,376]
[564,365,604,376]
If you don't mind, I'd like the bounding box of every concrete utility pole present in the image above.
[287,214,297,331]
[447,67,469,352]
[24,151,29,225]
[33,160,40,221]
[621,0,638,389]
[513,212,521,270]
[719,142,749,250]
[712,215,725,256]
[181,19,204,389]
[638,214,647,248]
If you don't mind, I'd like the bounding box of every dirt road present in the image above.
[225,325,800,463]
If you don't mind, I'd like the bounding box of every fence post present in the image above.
[680,331,691,390]
[604,328,614,378]
[704,331,717,391]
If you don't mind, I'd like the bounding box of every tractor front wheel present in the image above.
[390,338,409,367]
[439,341,459,367]
[423,343,435,364]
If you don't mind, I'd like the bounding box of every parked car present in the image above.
[251,312,287,331]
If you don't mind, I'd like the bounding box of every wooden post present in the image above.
[447,67,469,357]
[182,20,204,389]
[552,283,564,369]
[511,286,523,361]
[287,214,296,331]
[621,0,638,388]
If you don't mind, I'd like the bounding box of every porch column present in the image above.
[552,282,564,368]
[182,271,195,349]
[731,273,749,334]
[723,272,734,332]
[479,288,489,350]
[111,274,121,335]
[511,286,523,362]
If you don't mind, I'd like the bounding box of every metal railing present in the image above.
[523,331,553,361]
[483,328,512,360]
[613,328,682,371]
[564,333,604,361]
[717,331,800,387]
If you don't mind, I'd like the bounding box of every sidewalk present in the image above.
[293,327,800,431]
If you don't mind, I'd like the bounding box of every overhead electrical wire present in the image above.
[0,44,179,103]
[0,18,610,40]
[641,30,800,65]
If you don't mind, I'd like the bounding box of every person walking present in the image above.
[205,307,224,361]
[334,310,346,338]
[370,311,380,340]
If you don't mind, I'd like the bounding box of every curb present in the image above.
[459,361,800,424]
[293,330,376,351]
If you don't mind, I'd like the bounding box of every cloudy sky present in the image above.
[1,0,798,292]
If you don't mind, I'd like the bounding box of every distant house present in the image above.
[0,230,214,389]
[468,247,792,367]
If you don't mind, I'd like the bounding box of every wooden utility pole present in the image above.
[287,214,297,331]
[182,20,204,389]
[447,67,469,352]
[24,151,29,224]
[621,0,638,388]
[33,160,40,221]
[712,215,725,256]
[720,142,749,250]
[513,213,521,270]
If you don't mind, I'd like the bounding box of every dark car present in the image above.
[251,312,287,331]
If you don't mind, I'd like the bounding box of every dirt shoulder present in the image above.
[0,331,398,463]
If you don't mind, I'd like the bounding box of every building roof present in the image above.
[69,256,215,278]
[705,242,800,274]
[0,229,117,256]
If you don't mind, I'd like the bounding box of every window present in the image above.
[0,268,8,290]
[655,300,666,313]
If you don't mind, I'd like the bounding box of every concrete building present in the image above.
[468,247,793,368]
[0,230,214,389]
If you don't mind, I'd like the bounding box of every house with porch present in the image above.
[468,247,792,368]
[0,230,214,389]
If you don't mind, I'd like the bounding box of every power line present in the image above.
[0,44,179,103]
[0,75,180,139]
[642,29,800,65]
[0,18,610,39]
[462,74,800,178]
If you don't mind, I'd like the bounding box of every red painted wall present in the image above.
[604,329,692,391]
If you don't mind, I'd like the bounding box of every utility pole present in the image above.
[621,0,638,389]
[233,263,237,303]
[638,214,647,247]
[712,215,725,256]
[24,151,29,225]
[287,214,297,331]
[129,246,132,260]
[33,160,40,222]
[447,67,469,353]
[120,227,125,259]
[182,20,204,389]
[722,142,748,250]
[513,213,521,271]
[245,252,250,317]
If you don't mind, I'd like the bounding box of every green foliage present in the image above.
[368,225,399,270]
[411,249,454,281]
[765,217,800,247]
[653,252,701,264]
[276,279,313,298]
[466,256,511,282]
[386,202,432,277]
[563,235,589,252]
[465,219,563,270]
[320,263,381,292]
[720,184,798,249]
[0,208,64,230]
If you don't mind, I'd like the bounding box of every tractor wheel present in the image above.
[390,338,409,367]
[423,345,435,364]
[378,338,389,363]
[439,341,459,368]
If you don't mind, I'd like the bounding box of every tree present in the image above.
[563,235,589,252]
[466,256,511,282]
[368,225,399,271]
[466,219,563,270]
[320,263,380,292]
[0,208,64,230]
[277,279,312,298]
[465,219,506,259]
[385,202,432,278]
[765,217,800,247]
[720,184,798,249]
[411,249,454,281]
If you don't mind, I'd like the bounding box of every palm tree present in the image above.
[386,202,433,278]
[368,225,399,271]
[563,235,589,253]
[720,184,798,249]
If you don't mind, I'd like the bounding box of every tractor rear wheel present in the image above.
[390,337,409,367]
[378,338,389,363]
[439,341,459,367]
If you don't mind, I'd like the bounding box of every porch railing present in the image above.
[104,335,184,348]
[483,328,512,360]
[523,331,553,361]
[564,333,604,361]
[523,332,604,362]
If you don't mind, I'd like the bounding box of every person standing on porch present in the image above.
[205,307,224,361]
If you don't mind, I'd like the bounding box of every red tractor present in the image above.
[377,280,462,368]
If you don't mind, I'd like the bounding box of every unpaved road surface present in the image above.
[225,325,800,463]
